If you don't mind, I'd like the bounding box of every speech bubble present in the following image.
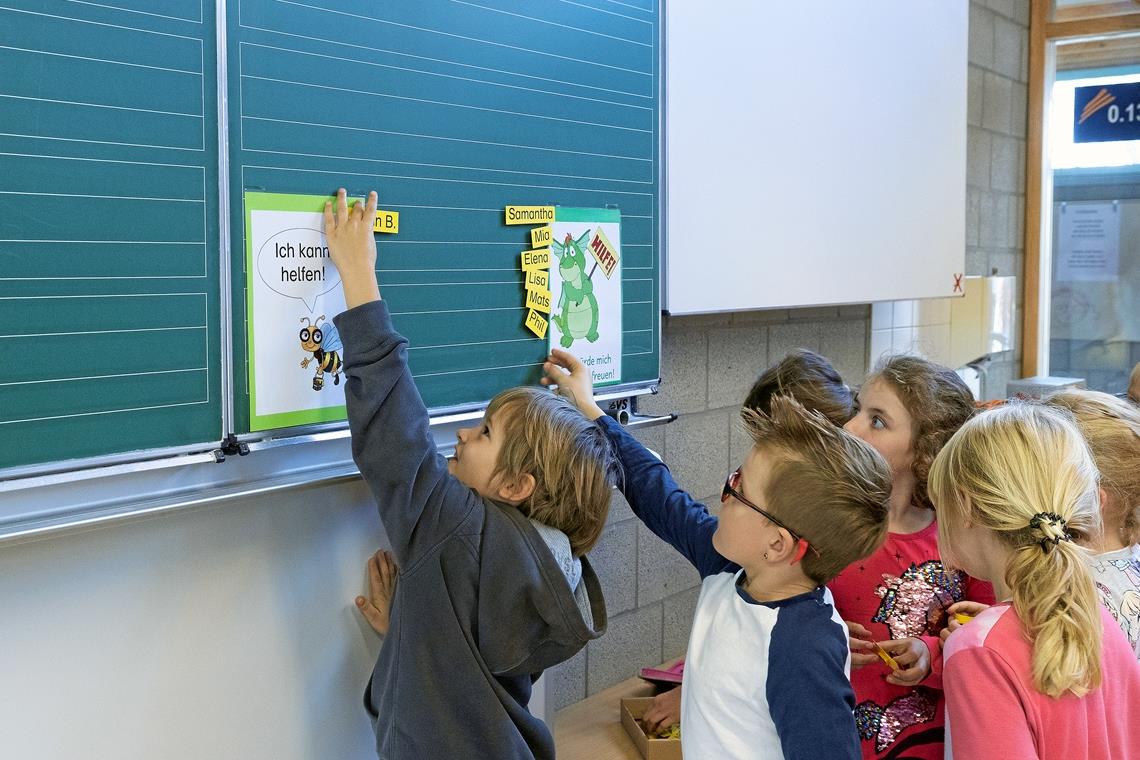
[256,227,341,313]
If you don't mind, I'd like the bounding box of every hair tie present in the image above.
[1029,511,1073,553]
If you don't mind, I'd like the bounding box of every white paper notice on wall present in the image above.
[1057,202,1121,282]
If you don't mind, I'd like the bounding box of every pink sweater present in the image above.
[943,603,1140,759]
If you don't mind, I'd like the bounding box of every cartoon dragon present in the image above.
[550,230,599,348]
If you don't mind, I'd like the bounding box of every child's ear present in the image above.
[497,472,537,505]
[765,529,794,563]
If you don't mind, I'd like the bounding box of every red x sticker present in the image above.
[953,273,964,293]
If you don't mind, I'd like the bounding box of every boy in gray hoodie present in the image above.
[324,189,619,759]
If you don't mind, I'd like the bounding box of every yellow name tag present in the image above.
[373,209,399,233]
[505,206,555,225]
[525,269,549,292]
[530,225,552,247]
[524,309,548,339]
[520,248,551,271]
[525,287,553,314]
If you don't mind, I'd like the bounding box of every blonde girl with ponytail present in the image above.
[931,403,1140,760]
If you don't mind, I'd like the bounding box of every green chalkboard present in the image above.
[0,0,660,473]
[0,0,223,472]
[228,0,661,432]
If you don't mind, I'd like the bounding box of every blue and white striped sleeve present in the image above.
[767,603,860,760]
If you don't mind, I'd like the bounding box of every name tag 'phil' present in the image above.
[524,309,548,339]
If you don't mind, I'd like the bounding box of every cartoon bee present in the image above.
[299,315,342,391]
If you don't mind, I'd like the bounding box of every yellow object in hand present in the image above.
[954,612,975,625]
[874,642,900,672]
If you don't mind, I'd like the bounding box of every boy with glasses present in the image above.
[542,349,892,760]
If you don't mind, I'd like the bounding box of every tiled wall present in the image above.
[549,0,1029,710]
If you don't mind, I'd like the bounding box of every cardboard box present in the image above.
[620,697,683,760]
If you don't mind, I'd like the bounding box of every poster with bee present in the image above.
[245,192,348,431]
[548,208,623,386]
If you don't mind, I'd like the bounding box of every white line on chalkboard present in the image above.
[64,0,203,24]
[240,146,652,186]
[595,0,654,14]
[240,147,651,187]
[0,400,209,427]
[0,93,203,119]
[556,0,652,24]
[409,337,536,351]
[0,367,205,388]
[0,191,204,203]
[0,276,207,281]
[0,131,206,152]
[240,42,651,111]
[0,325,206,340]
[0,151,206,170]
[241,75,652,134]
[450,0,652,47]
[0,292,205,300]
[0,240,204,244]
[236,24,652,100]
[413,361,545,379]
[390,306,520,316]
[0,44,203,76]
[382,281,520,287]
[244,163,653,197]
[241,116,651,163]
[1,7,203,43]
[275,1,652,77]
[379,268,516,272]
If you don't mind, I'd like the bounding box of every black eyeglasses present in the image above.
[721,468,820,563]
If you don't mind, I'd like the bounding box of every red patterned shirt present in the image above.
[828,519,995,760]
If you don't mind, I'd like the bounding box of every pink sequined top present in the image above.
[828,519,995,760]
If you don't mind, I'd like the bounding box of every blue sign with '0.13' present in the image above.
[1073,82,1140,143]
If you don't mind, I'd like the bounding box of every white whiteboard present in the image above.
[664,2,968,314]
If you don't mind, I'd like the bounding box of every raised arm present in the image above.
[542,350,731,577]
[327,189,478,565]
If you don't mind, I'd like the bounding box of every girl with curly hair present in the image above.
[828,355,995,760]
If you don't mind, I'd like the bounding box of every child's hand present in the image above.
[323,188,380,309]
[541,348,605,421]
[355,549,398,636]
[879,637,931,686]
[846,621,879,668]
[940,600,990,643]
[642,686,682,735]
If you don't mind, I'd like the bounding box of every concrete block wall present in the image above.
[550,0,1030,710]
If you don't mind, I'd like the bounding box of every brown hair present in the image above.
[485,387,620,556]
[1047,388,1140,545]
[744,349,854,427]
[868,355,976,510]
[741,395,892,584]
[930,403,1103,698]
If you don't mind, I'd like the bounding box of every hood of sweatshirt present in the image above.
[476,501,607,677]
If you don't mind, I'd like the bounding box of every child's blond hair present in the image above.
[1047,388,1140,545]
[868,355,975,510]
[485,387,620,556]
[741,395,892,584]
[930,403,1103,698]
